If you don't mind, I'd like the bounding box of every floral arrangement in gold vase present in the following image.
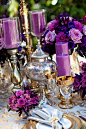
[42,11,86,59]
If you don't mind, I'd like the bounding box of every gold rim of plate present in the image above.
[63,114,82,129]
[22,114,82,129]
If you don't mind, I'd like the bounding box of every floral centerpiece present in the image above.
[73,62,86,98]
[8,89,39,116]
[42,11,86,58]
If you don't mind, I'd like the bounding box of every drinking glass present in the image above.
[57,76,74,113]
[45,71,57,106]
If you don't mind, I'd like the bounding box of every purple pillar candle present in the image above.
[3,20,18,49]
[56,54,71,77]
[32,11,45,36]
[55,42,69,55]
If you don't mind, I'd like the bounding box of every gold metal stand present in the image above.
[19,0,33,61]
[7,48,22,92]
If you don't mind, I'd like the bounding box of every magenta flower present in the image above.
[82,67,86,72]
[24,94,30,99]
[69,28,83,43]
[56,32,69,42]
[16,104,23,108]
[8,89,39,116]
[8,98,12,103]
[18,98,25,105]
[82,75,86,80]
[16,90,23,97]
[10,104,17,110]
[74,81,80,88]
[74,21,83,32]
[35,95,39,100]
[45,31,56,43]
[47,20,59,31]
[82,81,86,88]
[31,98,37,104]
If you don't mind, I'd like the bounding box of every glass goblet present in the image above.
[45,71,57,106]
[57,76,74,113]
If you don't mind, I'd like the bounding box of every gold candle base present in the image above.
[7,48,22,92]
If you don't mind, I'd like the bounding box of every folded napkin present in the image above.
[27,105,71,129]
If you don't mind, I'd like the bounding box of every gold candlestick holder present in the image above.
[7,48,22,92]
[19,0,33,61]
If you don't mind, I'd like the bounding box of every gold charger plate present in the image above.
[22,114,82,129]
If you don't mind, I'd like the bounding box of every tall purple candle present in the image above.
[55,42,69,55]
[32,11,45,36]
[56,54,71,77]
[3,20,18,49]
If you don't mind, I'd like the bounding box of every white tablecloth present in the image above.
[0,86,86,129]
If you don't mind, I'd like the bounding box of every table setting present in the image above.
[0,0,86,129]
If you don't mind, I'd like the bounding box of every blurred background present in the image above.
[0,0,86,48]
[1,0,86,22]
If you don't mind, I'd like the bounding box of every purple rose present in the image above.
[16,90,23,97]
[69,28,83,43]
[45,31,56,43]
[18,98,25,105]
[47,20,59,31]
[74,21,83,32]
[56,32,69,42]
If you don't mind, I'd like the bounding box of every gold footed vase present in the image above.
[7,48,22,92]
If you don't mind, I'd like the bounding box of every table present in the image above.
[0,85,86,129]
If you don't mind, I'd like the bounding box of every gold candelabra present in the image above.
[7,48,22,92]
[19,0,33,61]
